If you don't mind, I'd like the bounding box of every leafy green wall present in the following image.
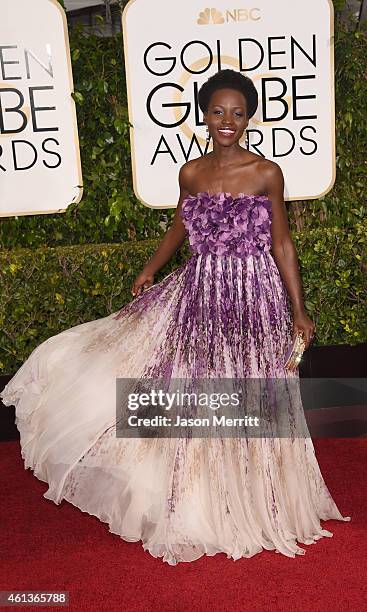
[0,0,366,372]
[0,0,365,247]
[1,223,366,373]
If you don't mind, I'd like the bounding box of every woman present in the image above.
[1,69,349,565]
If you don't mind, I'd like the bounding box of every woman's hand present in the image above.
[131,269,155,297]
[292,308,316,349]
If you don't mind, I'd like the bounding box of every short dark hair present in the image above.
[198,69,258,118]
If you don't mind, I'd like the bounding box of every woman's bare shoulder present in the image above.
[179,156,207,189]
[259,157,284,185]
[245,152,283,184]
[243,150,277,169]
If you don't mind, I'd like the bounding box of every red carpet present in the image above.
[0,439,365,611]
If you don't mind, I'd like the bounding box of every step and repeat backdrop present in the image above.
[1,0,334,215]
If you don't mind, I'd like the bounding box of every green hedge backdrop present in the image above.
[0,0,366,372]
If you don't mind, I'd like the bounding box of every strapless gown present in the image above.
[0,191,350,565]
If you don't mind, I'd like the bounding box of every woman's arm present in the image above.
[264,161,315,348]
[131,165,190,296]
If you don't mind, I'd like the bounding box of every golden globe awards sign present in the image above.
[122,0,335,207]
[0,0,82,217]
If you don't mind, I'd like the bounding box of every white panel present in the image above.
[0,0,83,216]
[122,0,335,206]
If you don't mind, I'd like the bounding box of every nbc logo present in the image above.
[197,7,261,24]
[197,8,225,24]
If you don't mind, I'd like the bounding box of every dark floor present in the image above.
[1,342,367,441]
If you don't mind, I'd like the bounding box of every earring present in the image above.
[206,126,211,142]
[244,129,249,148]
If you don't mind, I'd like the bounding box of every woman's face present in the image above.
[204,87,249,146]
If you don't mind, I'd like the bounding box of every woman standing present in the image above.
[1,69,350,565]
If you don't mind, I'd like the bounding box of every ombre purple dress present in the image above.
[1,191,349,565]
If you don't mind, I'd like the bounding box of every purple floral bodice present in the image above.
[180,192,272,259]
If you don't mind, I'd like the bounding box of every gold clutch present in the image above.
[284,331,306,371]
